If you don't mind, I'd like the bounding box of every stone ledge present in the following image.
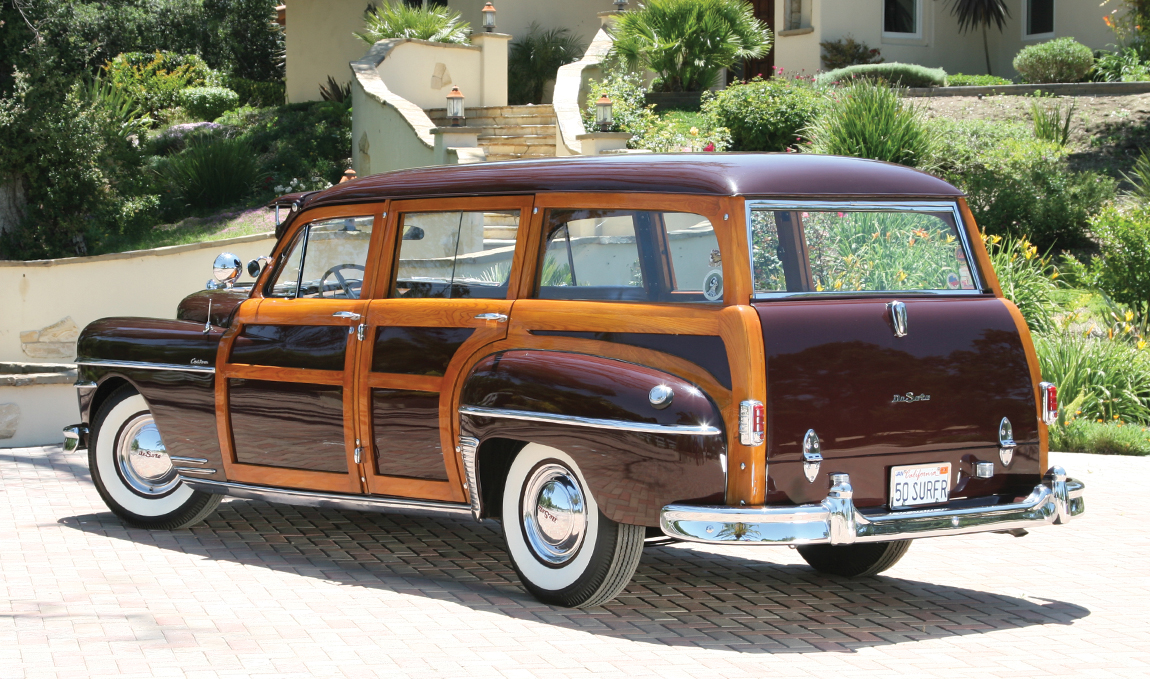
[906,81,1150,98]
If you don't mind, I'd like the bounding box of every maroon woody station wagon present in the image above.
[64,154,1085,608]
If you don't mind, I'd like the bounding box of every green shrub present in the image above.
[508,24,585,106]
[356,2,471,45]
[227,101,352,196]
[934,119,1115,251]
[1090,46,1150,82]
[816,63,947,88]
[103,51,217,116]
[820,35,882,70]
[633,109,731,152]
[702,76,824,152]
[1068,204,1150,321]
[1036,332,1150,424]
[805,80,939,169]
[180,86,240,121]
[947,73,1013,86]
[1013,37,1095,84]
[582,70,656,141]
[609,0,772,92]
[160,136,261,208]
[1050,418,1150,455]
[213,0,285,83]
[1121,149,1150,201]
[0,74,159,259]
[985,235,1061,333]
[224,77,285,108]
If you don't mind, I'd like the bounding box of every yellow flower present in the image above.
[815,283,824,292]
[1085,324,1096,337]
[897,270,908,282]
[1127,310,1135,322]
[834,280,843,290]
[945,234,956,243]
[1139,340,1148,350]
[1114,414,1120,420]
[990,235,1002,244]
[872,231,880,240]
[689,127,700,136]
[1051,271,1059,279]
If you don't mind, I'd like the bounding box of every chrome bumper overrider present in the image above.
[660,466,1085,545]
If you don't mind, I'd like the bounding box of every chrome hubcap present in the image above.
[116,414,180,496]
[521,463,588,565]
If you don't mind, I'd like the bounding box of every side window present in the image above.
[266,216,374,299]
[536,209,722,303]
[750,208,978,295]
[392,210,519,299]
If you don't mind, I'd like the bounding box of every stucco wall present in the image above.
[779,0,1115,78]
[376,40,483,110]
[0,233,276,365]
[286,0,616,103]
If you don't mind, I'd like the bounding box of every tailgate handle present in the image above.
[887,301,908,338]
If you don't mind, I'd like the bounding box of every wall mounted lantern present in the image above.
[446,86,465,126]
[482,2,496,32]
[595,95,613,132]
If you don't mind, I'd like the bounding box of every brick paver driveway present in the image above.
[1,447,1146,678]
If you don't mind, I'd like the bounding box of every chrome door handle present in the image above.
[332,311,361,320]
[887,301,907,338]
[475,313,508,323]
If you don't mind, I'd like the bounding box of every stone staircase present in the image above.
[426,105,557,162]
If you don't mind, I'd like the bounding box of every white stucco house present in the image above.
[285,0,1115,103]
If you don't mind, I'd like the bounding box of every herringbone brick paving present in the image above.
[0,447,1146,678]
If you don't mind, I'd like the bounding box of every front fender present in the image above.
[459,350,728,527]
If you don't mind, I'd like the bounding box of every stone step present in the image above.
[478,134,555,147]
[427,105,555,118]
[484,226,519,239]
[430,116,557,128]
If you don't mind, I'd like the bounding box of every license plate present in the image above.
[889,462,952,509]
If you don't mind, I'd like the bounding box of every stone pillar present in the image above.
[432,127,484,164]
[471,32,511,108]
[575,132,633,155]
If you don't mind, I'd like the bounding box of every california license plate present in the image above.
[890,462,952,509]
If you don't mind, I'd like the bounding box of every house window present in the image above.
[787,0,803,31]
[1026,0,1055,37]
[883,0,920,37]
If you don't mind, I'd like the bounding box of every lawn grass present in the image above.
[102,206,276,254]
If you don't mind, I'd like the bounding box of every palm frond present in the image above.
[944,0,1011,33]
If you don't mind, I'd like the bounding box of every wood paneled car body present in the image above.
[66,154,1085,608]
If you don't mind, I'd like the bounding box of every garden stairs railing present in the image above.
[426,106,558,162]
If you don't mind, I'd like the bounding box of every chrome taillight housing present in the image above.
[1040,382,1058,425]
[739,400,765,446]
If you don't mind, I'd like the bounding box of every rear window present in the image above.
[749,205,980,296]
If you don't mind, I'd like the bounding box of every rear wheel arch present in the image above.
[475,437,527,519]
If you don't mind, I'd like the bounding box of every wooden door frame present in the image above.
[354,195,534,502]
[215,203,389,493]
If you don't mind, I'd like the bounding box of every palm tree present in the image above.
[943,0,1011,76]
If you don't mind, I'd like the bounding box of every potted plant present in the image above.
[609,0,771,110]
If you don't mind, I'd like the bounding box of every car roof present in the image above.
[301,153,964,211]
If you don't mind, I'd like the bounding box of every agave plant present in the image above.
[942,0,1011,75]
[608,0,771,92]
[356,2,471,45]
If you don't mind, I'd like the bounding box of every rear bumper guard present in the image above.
[660,466,1085,545]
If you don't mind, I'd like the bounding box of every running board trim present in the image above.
[181,477,473,517]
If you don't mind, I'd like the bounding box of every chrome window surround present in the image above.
[744,200,988,300]
[76,359,215,374]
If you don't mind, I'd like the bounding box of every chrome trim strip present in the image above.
[458,436,482,519]
[76,359,215,374]
[169,456,208,465]
[74,381,97,389]
[744,199,987,297]
[459,405,723,436]
[180,478,474,517]
[175,467,218,475]
[661,466,1085,545]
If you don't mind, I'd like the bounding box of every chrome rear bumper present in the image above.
[660,466,1085,545]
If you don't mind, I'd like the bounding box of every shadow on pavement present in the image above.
[59,495,1090,653]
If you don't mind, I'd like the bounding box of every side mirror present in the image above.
[212,252,242,289]
[402,226,425,241]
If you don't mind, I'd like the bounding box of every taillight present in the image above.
[739,400,765,446]
[1040,382,1058,425]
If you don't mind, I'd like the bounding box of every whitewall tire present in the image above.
[502,443,645,608]
[89,386,221,529]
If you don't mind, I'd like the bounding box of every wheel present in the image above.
[502,443,645,608]
[796,540,912,577]
[88,385,221,530]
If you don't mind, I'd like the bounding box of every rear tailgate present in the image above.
[756,296,1041,508]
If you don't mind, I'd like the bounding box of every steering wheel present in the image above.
[320,264,365,299]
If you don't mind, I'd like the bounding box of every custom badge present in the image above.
[702,270,724,301]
